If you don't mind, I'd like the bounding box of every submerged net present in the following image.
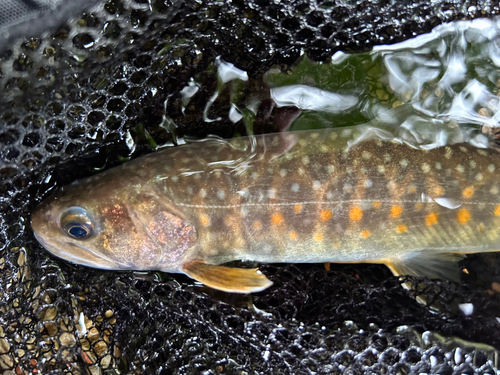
[1,0,500,373]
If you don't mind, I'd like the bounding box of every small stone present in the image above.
[87,328,100,343]
[478,107,490,117]
[0,338,10,354]
[93,340,108,357]
[40,306,57,321]
[59,332,76,347]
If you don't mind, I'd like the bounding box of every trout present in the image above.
[31,127,500,293]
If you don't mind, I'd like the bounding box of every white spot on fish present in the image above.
[310,132,320,139]
[251,172,259,180]
[469,160,477,169]
[268,189,277,199]
[477,149,488,156]
[456,165,465,173]
[445,147,452,159]
[364,179,373,188]
[491,185,499,195]
[217,190,226,200]
[343,183,353,193]
[171,175,179,183]
[298,168,305,176]
[302,156,310,165]
[326,191,334,199]
[214,171,222,178]
[435,162,442,170]
[291,183,300,192]
[488,164,495,173]
[387,181,396,190]
[400,159,409,169]
[280,169,287,177]
[384,154,391,163]
[459,146,468,153]
[346,167,353,175]
[199,189,207,198]
[362,151,371,160]
[341,129,352,138]
[326,165,335,174]
[267,168,274,174]
[475,173,483,181]
[330,132,338,140]
[421,163,430,173]
[313,181,321,190]
[377,165,385,174]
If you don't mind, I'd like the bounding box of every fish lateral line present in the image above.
[174,199,499,209]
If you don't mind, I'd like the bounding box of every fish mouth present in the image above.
[32,222,128,271]
[44,239,129,270]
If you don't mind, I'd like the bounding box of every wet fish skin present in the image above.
[31,128,500,292]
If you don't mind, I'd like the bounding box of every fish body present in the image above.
[31,128,500,292]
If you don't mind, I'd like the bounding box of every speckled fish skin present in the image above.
[31,127,500,292]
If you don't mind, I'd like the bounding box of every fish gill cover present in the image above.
[1,0,500,374]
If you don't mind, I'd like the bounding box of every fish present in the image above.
[31,127,500,293]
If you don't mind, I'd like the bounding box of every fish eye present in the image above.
[60,207,94,240]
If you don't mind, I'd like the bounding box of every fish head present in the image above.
[31,177,198,273]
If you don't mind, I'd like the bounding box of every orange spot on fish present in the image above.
[425,212,439,226]
[408,186,417,194]
[314,233,323,242]
[462,186,474,198]
[477,223,485,231]
[200,214,210,227]
[415,203,423,210]
[495,204,500,216]
[289,231,298,240]
[320,209,333,221]
[433,186,444,196]
[457,209,471,224]
[224,216,234,226]
[253,220,262,230]
[350,207,363,221]
[272,213,284,225]
[396,224,408,233]
[372,201,381,209]
[390,205,403,218]
[324,263,331,271]
[294,204,303,213]
[361,229,371,238]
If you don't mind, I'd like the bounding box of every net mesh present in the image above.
[1,0,500,373]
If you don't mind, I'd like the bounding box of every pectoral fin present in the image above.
[181,260,273,293]
[385,251,465,282]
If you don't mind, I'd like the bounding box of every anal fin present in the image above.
[385,251,465,282]
[181,260,273,294]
